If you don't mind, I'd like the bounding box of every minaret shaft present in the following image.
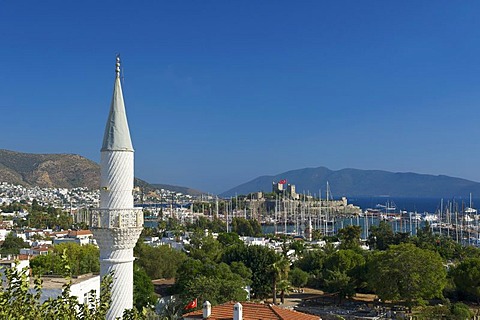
[100,151,134,209]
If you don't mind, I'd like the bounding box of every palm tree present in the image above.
[277,279,292,304]
[269,254,290,305]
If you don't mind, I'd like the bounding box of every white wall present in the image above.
[70,275,101,305]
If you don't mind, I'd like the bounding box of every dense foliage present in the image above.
[369,243,447,310]
[450,258,480,303]
[222,243,279,299]
[289,267,309,288]
[6,210,480,318]
[133,264,157,311]
[185,216,226,233]
[230,217,262,237]
[288,220,480,314]
[0,252,145,319]
[31,243,100,276]
[0,232,28,254]
[134,241,186,279]
[1,199,73,230]
[174,259,249,305]
[29,242,156,312]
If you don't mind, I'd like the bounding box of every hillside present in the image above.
[0,149,100,189]
[0,149,156,191]
[220,166,480,198]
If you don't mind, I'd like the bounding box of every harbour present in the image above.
[142,194,480,246]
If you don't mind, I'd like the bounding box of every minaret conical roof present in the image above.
[101,56,134,152]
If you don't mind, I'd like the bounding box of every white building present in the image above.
[0,229,10,241]
[0,256,30,287]
[53,230,93,246]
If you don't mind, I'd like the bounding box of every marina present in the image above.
[141,193,480,247]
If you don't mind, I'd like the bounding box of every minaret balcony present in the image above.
[90,208,144,229]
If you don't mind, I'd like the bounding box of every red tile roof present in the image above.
[183,301,320,320]
[67,230,93,237]
[49,231,68,237]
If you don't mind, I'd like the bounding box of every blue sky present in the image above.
[1,1,480,194]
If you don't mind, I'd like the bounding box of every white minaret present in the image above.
[91,55,143,319]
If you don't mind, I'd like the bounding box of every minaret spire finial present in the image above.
[116,54,121,78]
[102,53,133,152]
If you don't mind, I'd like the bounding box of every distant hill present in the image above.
[0,149,100,189]
[151,183,205,196]
[0,149,153,191]
[0,149,204,196]
[220,166,480,198]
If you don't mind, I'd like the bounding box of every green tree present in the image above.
[290,240,305,258]
[31,199,42,211]
[134,242,186,279]
[435,236,464,261]
[277,279,291,304]
[0,254,142,319]
[222,244,278,299]
[413,221,436,251]
[186,216,226,233]
[186,231,224,262]
[368,243,447,311]
[140,227,158,238]
[289,267,309,289]
[0,232,28,254]
[294,249,325,274]
[26,202,74,230]
[174,259,248,306]
[293,249,326,288]
[133,264,157,311]
[324,249,365,274]
[30,252,64,275]
[450,302,474,320]
[217,232,243,248]
[173,258,205,295]
[31,243,100,276]
[417,302,473,320]
[231,218,262,237]
[229,261,252,284]
[164,217,183,233]
[323,249,365,301]
[367,220,395,250]
[324,270,354,304]
[269,254,290,305]
[0,201,26,213]
[59,243,100,276]
[451,258,480,303]
[311,229,323,241]
[338,225,362,250]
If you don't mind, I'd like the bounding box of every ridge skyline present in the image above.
[2,148,480,199]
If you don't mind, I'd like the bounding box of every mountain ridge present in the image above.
[0,149,100,189]
[220,166,480,198]
[4,149,478,198]
[0,149,201,195]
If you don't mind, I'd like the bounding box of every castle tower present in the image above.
[91,55,143,319]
